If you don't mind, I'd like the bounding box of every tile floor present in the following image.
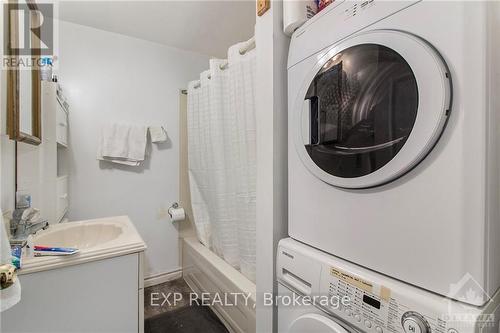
[144,278,193,319]
[144,278,228,333]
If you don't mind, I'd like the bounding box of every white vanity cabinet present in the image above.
[1,216,146,333]
[2,253,144,333]
[16,81,70,224]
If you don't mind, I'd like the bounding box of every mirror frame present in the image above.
[6,0,42,146]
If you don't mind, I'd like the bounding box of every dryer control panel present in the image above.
[276,238,492,333]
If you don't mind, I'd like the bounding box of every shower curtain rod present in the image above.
[219,37,256,71]
[187,37,256,91]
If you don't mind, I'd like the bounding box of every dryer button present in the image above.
[365,320,373,328]
[355,314,362,322]
[376,326,384,333]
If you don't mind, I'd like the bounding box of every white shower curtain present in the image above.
[187,39,256,282]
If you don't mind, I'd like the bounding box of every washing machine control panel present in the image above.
[318,264,454,333]
[276,239,486,333]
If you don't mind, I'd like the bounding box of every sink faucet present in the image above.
[10,207,49,241]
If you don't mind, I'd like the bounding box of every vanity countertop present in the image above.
[19,215,146,275]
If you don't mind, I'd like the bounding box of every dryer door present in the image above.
[289,313,352,333]
[293,30,451,188]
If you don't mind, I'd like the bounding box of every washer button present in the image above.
[355,314,362,322]
[345,308,352,316]
[403,318,423,333]
[376,326,383,333]
[448,329,458,333]
[365,320,373,328]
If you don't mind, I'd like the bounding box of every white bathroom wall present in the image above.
[56,20,210,279]
[255,1,290,332]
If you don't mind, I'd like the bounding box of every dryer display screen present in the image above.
[363,294,381,309]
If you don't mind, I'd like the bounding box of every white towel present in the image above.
[97,123,147,166]
[149,126,167,143]
[1,210,21,312]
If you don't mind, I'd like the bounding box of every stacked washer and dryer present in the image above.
[279,1,500,333]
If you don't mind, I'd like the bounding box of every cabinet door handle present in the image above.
[59,194,68,199]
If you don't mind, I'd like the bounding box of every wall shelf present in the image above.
[16,81,70,224]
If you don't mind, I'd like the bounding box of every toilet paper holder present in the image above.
[168,202,186,222]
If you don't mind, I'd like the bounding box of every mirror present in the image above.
[19,60,33,134]
[6,0,42,145]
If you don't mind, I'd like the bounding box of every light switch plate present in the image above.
[257,0,270,16]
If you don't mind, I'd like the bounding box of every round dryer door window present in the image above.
[293,30,452,188]
[289,313,352,333]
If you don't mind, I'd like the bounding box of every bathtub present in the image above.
[2,216,146,333]
[182,237,256,333]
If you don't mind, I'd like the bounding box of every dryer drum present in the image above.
[304,44,419,179]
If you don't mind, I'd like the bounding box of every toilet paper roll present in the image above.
[168,207,185,222]
[283,0,318,36]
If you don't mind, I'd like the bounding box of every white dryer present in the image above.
[277,238,499,333]
[288,0,500,306]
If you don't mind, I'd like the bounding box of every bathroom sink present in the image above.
[20,216,146,274]
[35,222,123,249]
